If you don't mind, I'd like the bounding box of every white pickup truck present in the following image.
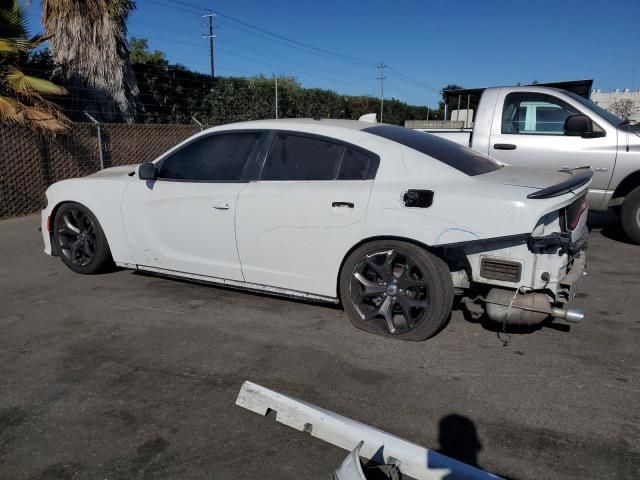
[415,86,640,243]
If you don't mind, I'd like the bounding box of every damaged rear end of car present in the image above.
[454,169,591,327]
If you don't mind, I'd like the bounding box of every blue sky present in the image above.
[24,0,640,107]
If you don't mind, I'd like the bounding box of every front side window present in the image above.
[158,132,263,181]
[502,93,580,135]
[261,134,344,181]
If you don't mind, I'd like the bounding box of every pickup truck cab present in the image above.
[417,86,640,243]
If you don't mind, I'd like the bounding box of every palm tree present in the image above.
[0,0,68,132]
[41,0,140,122]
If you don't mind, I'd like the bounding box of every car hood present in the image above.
[475,165,576,190]
[88,165,138,178]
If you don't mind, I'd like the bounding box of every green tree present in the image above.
[0,0,68,131]
[129,36,167,65]
[41,0,140,122]
[437,83,463,120]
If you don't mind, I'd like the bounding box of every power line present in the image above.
[138,0,439,99]
[139,0,377,68]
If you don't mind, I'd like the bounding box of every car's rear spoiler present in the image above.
[527,171,593,199]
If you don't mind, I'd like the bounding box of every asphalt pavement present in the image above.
[0,212,638,479]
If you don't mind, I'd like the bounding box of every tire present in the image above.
[339,240,454,341]
[53,202,113,274]
[621,186,640,244]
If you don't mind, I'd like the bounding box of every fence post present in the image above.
[191,116,204,131]
[84,112,104,170]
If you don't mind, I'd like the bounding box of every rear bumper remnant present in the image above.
[235,381,501,480]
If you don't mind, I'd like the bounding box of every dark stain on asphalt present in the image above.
[597,310,610,316]
[575,292,589,299]
[130,437,170,477]
[37,462,84,480]
[104,409,137,427]
[514,350,525,356]
[0,406,27,432]
[485,420,640,479]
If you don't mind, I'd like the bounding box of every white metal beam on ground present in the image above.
[235,381,503,480]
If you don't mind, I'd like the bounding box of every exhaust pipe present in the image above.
[484,289,585,325]
[551,307,585,323]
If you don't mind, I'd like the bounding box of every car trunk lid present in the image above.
[476,165,577,190]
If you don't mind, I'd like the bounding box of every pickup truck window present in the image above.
[363,125,502,176]
[565,91,624,126]
[502,92,579,135]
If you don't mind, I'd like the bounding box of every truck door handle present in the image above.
[212,202,230,210]
[332,201,354,208]
[494,143,517,150]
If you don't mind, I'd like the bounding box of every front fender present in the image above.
[43,178,134,264]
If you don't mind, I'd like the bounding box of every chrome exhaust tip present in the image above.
[551,307,585,323]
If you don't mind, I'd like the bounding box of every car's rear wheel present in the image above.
[621,186,640,244]
[339,241,453,341]
[53,202,112,274]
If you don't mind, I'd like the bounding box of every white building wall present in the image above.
[591,88,640,122]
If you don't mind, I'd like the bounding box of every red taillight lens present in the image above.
[566,196,588,231]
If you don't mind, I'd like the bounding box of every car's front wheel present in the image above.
[53,202,113,274]
[340,241,454,341]
[621,186,640,244]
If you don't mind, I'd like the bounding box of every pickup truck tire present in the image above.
[340,240,453,341]
[621,186,640,244]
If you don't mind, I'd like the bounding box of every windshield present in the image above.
[362,125,503,176]
[564,91,624,126]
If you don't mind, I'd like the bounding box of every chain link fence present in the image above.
[0,122,200,219]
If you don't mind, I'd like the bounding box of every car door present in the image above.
[235,131,379,298]
[488,90,617,209]
[122,131,267,281]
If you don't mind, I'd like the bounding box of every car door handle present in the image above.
[332,201,354,208]
[212,202,231,210]
[494,143,517,150]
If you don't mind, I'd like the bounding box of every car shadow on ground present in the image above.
[588,209,636,245]
[130,269,344,310]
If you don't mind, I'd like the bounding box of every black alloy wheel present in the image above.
[53,202,112,274]
[340,241,453,341]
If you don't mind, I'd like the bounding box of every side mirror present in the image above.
[564,114,604,138]
[138,162,157,180]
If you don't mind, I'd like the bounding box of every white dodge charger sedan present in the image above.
[41,119,590,341]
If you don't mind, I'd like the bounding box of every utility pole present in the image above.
[274,75,279,119]
[203,11,216,78]
[377,63,386,122]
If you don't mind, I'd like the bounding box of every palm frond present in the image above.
[0,38,17,52]
[22,104,69,132]
[28,32,54,48]
[0,94,24,124]
[6,68,67,95]
[0,36,31,53]
[0,0,28,40]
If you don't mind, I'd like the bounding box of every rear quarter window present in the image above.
[363,125,502,176]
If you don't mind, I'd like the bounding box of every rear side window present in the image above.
[338,148,373,180]
[158,132,263,181]
[363,125,502,176]
[261,134,343,181]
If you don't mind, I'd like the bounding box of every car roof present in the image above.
[204,118,378,133]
